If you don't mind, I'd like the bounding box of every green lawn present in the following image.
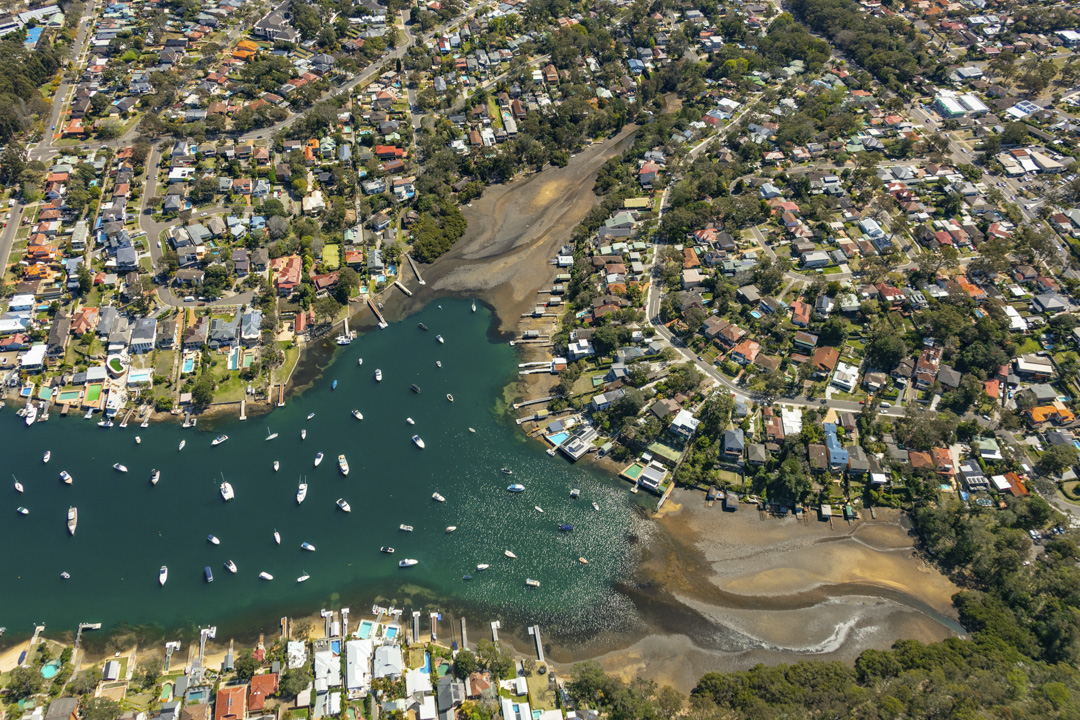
[322,243,340,270]
[526,674,558,711]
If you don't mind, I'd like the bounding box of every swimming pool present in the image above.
[358,620,373,639]
[421,653,431,674]
[384,626,398,639]
[546,432,569,446]
[19,385,32,398]
[40,662,59,679]
[182,357,195,374]
[58,390,81,403]
[330,640,341,654]
[227,347,240,371]
[159,681,173,702]
[187,689,208,702]
[24,27,42,47]
[85,384,103,403]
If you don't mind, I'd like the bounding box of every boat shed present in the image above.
[724,491,738,511]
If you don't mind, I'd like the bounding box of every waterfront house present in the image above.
[248,673,278,712]
[45,699,79,720]
[345,639,374,696]
[373,645,403,681]
[214,685,246,720]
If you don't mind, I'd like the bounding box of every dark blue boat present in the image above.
[204,566,214,583]
[559,524,574,531]
[462,575,473,581]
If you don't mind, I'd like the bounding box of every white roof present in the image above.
[20,344,46,368]
[991,474,1011,491]
[781,407,803,436]
[405,668,432,697]
[416,695,436,720]
[345,639,373,692]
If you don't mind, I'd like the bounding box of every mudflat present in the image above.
[382,125,640,332]
[539,489,961,693]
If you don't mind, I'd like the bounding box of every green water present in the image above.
[0,300,642,644]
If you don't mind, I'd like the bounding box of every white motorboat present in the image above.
[398,559,418,568]
[352,409,364,420]
[207,534,220,545]
[476,564,489,570]
[432,492,445,502]
[24,404,37,426]
[412,435,425,449]
[504,550,517,559]
[159,566,168,586]
[445,526,457,533]
[406,418,415,425]
[570,488,581,499]
[42,451,50,463]
[113,463,128,473]
[273,530,281,545]
[220,482,235,501]
[135,436,141,444]
[259,572,273,581]
[436,361,442,368]
[381,546,395,553]
[592,501,600,512]
[301,542,316,552]
[446,394,454,402]
[211,434,228,446]
[17,506,28,515]
[300,429,307,440]
[399,524,413,532]
[469,427,476,433]
[375,369,383,382]
[525,578,540,588]
[67,506,77,535]
[471,301,476,312]
[314,452,324,467]
[338,455,350,476]
[337,498,352,512]
[297,572,311,583]
[508,484,525,493]
[436,335,444,344]
[61,571,70,579]
[307,413,316,420]
[534,506,544,513]
[225,560,238,573]
[297,482,308,504]
[501,468,513,475]
[150,469,160,485]
[266,428,278,441]
[274,461,280,472]
[357,358,363,366]
[59,470,72,485]
[178,440,185,451]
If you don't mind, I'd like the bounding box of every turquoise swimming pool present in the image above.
[40,662,59,679]
[546,432,569,446]
[358,620,373,639]
[182,357,195,374]
[385,626,398,639]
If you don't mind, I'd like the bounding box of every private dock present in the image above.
[490,620,500,643]
[411,611,421,643]
[527,625,545,663]
[120,408,134,426]
[239,400,246,421]
[513,396,553,409]
[430,612,439,643]
[277,384,285,407]
[460,617,468,650]
[406,255,426,285]
[393,280,413,297]
[367,299,389,329]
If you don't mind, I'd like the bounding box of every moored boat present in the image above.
[297,572,310,583]
[97,419,113,428]
[525,578,540,588]
[225,560,237,573]
[205,566,214,583]
[67,506,77,535]
[300,429,307,440]
[445,526,457,533]
[211,434,228,446]
[332,380,338,390]
[178,440,185,451]
[432,492,445,502]
[436,361,442,368]
[336,498,351,512]
[59,470,72,485]
[207,534,220,545]
[398,558,418,568]
[501,468,513,475]
[418,322,428,331]
[375,369,382,382]
[410,384,421,394]
[258,571,273,581]
[113,463,128,473]
[159,565,168,586]
[274,461,280,472]
[380,546,395,553]
[314,452,324,467]
[273,530,281,545]
[412,435,425,449]
[297,482,308,504]
[534,506,544,513]
[559,524,574,532]
[307,413,316,420]
[352,409,364,420]
[476,563,489,570]
[150,469,160,485]
[60,571,70,579]
[592,501,600,512]
[42,451,50,463]
[399,524,413,532]
[338,454,349,476]
[220,482,235,501]
[406,417,415,425]
[24,404,37,426]
[504,550,517,559]
[472,301,476,312]
[570,488,581,499]
[446,393,454,402]
[436,334,444,344]
[579,557,589,564]
[507,484,525,493]
[357,358,363,366]
[265,428,278,441]
[135,436,141,444]
[17,506,28,515]
[13,478,23,493]
[301,542,316,552]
